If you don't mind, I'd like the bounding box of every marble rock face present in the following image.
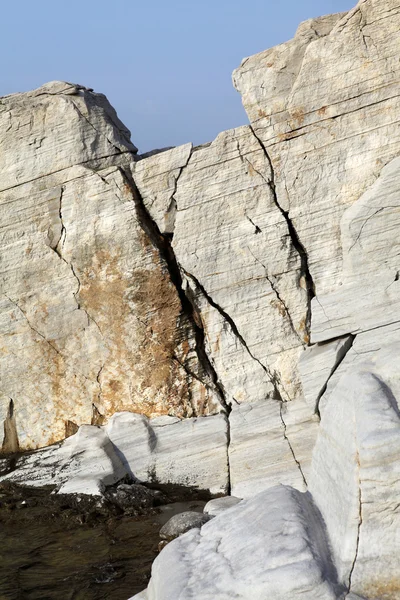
[3,3,400,596]
[310,346,400,599]
[105,411,229,495]
[0,82,220,451]
[0,424,127,495]
[136,485,343,600]
[140,344,400,599]
[0,411,229,496]
[233,0,400,305]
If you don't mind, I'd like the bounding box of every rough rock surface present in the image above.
[2,0,400,598]
[0,83,220,451]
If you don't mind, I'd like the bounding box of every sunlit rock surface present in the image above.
[135,485,343,600]
[2,0,400,598]
[0,412,229,496]
[0,82,220,451]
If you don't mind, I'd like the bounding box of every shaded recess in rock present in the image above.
[117,168,233,493]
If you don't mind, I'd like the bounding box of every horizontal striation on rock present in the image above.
[233,0,400,301]
[1,0,400,555]
[0,84,222,451]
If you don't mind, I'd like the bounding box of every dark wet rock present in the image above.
[159,511,213,541]
[0,481,209,599]
[105,483,167,514]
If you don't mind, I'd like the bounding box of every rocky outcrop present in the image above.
[0,82,221,451]
[138,345,400,599]
[2,0,400,597]
[138,485,343,600]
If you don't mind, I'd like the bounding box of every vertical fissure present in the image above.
[346,448,363,597]
[280,402,307,487]
[119,166,232,492]
[249,125,315,344]
[164,152,192,239]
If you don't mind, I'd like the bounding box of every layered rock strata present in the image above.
[2,0,400,597]
[0,82,222,451]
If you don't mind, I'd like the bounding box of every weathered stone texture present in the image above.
[233,0,400,303]
[0,83,220,450]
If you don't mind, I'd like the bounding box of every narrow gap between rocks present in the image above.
[315,334,356,418]
[119,166,232,495]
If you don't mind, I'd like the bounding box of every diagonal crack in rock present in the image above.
[120,165,232,493]
[279,402,308,487]
[181,267,287,402]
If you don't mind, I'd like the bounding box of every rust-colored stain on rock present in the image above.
[78,232,213,421]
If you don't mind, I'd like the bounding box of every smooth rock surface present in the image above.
[310,346,400,597]
[0,424,127,495]
[106,412,229,495]
[311,156,400,343]
[229,400,307,498]
[298,335,354,412]
[142,485,342,600]
[0,411,229,496]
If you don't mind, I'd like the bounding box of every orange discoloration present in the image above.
[271,299,287,318]
[289,107,305,127]
[278,131,297,142]
[359,578,400,600]
[247,162,256,177]
[78,236,213,420]
[298,316,310,344]
[65,420,79,438]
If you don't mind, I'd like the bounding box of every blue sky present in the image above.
[1,1,354,152]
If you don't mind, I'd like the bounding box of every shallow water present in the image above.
[0,484,206,600]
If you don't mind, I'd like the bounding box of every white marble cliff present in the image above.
[1,0,400,597]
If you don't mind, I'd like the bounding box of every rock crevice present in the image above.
[249,125,315,342]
